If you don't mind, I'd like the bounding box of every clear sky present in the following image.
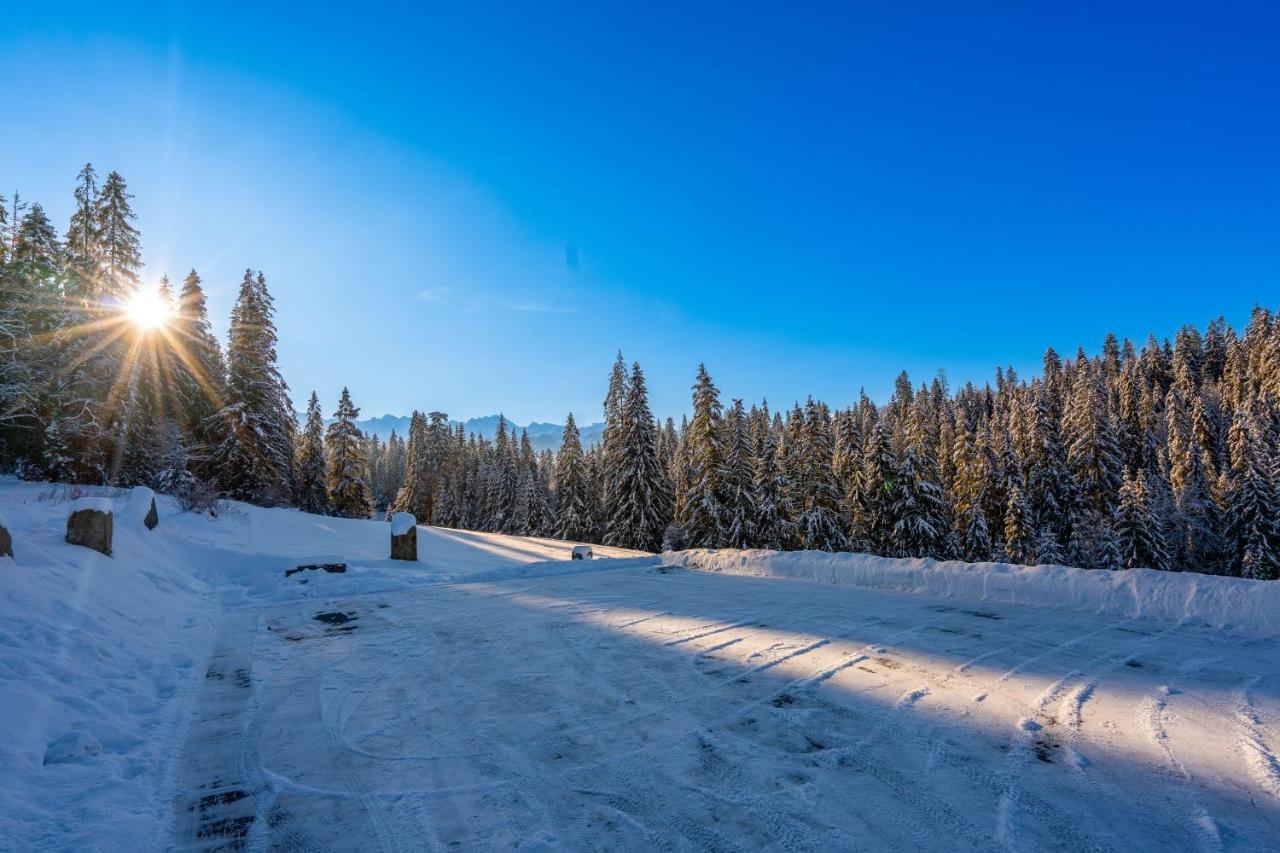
[3,2,1277,424]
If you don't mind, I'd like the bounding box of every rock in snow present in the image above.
[390,512,417,561]
[0,510,12,559]
[65,497,113,556]
[124,486,159,530]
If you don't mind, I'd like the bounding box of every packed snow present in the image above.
[389,512,416,536]
[1,477,1278,851]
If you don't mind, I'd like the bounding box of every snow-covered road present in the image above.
[170,553,1280,852]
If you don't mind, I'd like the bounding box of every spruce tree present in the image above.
[295,392,331,514]
[94,171,142,298]
[325,387,373,518]
[208,270,294,505]
[605,362,669,551]
[721,399,758,549]
[1116,468,1171,570]
[685,364,727,548]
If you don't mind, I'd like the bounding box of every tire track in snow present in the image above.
[1234,675,1280,802]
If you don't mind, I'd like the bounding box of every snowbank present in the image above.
[664,549,1280,638]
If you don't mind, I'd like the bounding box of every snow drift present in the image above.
[664,548,1280,638]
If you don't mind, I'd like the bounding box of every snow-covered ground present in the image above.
[2,478,1278,851]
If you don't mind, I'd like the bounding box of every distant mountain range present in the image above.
[338,413,605,452]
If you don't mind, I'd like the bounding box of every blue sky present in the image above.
[3,3,1278,424]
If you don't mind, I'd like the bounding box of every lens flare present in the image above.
[125,288,173,330]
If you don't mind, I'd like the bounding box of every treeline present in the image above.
[3,167,1277,579]
[383,338,1280,581]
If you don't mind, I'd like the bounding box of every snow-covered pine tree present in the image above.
[751,406,792,550]
[94,171,142,299]
[888,397,948,558]
[1116,467,1170,570]
[601,350,629,510]
[63,164,99,301]
[1003,475,1035,565]
[605,362,670,551]
[793,398,849,552]
[325,387,372,519]
[950,419,993,561]
[294,391,331,515]
[208,270,294,505]
[1227,403,1280,579]
[858,414,896,554]
[684,364,727,548]
[174,270,228,477]
[721,399,757,549]
[554,413,593,540]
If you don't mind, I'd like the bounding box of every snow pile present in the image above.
[122,486,156,525]
[390,512,416,535]
[68,496,113,514]
[664,549,1280,638]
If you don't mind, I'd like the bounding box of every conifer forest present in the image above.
[2,168,1278,579]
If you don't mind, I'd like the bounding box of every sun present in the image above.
[125,287,173,331]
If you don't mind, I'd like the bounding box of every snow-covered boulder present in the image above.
[0,509,12,560]
[66,497,113,556]
[571,545,593,560]
[391,512,417,561]
[43,730,102,765]
[124,486,159,530]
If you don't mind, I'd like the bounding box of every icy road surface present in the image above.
[170,558,1280,852]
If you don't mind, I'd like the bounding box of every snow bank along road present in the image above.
[2,481,1277,851]
[171,555,1280,850]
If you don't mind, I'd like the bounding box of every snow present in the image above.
[2,476,1278,850]
[122,486,156,525]
[389,512,415,535]
[68,496,113,515]
[665,548,1280,639]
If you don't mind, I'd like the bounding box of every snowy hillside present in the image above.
[2,477,1278,851]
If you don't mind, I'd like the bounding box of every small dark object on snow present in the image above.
[284,563,347,577]
[66,501,112,556]
[0,514,12,559]
[144,500,158,530]
[314,611,356,626]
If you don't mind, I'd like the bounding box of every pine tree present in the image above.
[601,350,629,509]
[889,399,948,558]
[1003,477,1035,565]
[174,270,227,476]
[1228,404,1280,579]
[295,392,331,514]
[1116,468,1170,570]
[605,362,669,551]
[64,164,99,300]
[685,364,727,548]
[721,399,758,549]
[752,409,792,550]
[94,171,142,298]
[794,398,849,551]
[208,270,294,504]
[325,387,372,518]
